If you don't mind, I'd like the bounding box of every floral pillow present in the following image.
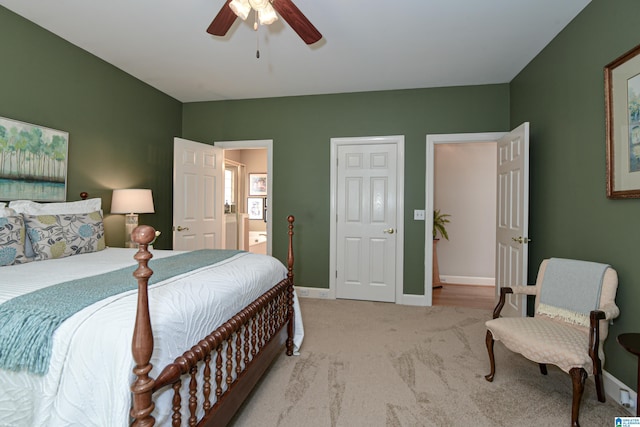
[0,215,29,266]
[23,211,106,260]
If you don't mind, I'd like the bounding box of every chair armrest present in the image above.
[509,285,538,296]
[492,287,512,319]
[491,286,537,319]
[598,302,620,321]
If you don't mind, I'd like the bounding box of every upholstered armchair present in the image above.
[484,259,620,427]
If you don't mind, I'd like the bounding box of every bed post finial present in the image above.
[286,215,295,356]
[287,215,295,282]
[130,225,157,427]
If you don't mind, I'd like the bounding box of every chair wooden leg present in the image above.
[539,363,547,375]
[591,354,605,402]
[594,371,605,402]
[485,330,496,382]
[570,367,587,427]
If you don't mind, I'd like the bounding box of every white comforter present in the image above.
[0,248,303,427]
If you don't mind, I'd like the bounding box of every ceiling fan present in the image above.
[206,0,322,45]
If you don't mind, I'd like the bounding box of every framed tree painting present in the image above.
[605,43,640,198]
[0,116,68,201]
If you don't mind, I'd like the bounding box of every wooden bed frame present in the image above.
[128,216,296,427]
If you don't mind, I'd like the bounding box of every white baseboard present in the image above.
[295,288,431,306]
[401,293,428,306]
[295,286,334,299]
[603,370,637,415]
[439,275,495,286]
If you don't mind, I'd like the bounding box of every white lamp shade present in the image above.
[111,189,155,214]
[229,0,251,20]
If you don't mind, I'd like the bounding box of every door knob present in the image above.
[511,236,531,244]
[175,226,190,232]
[383,228,395,234]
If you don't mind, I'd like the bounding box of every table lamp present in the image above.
[111,189,155,248]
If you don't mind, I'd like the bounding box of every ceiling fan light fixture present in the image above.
[258,4,278,25]
[229,0,251,20]
[248,0,270,10]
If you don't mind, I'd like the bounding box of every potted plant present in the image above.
[432,209,451,288]
[433,209,451,241]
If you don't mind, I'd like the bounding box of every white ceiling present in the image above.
[0,0,591,103]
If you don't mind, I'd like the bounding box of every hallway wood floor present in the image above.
[432,283,496,310]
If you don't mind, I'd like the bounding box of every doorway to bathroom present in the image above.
[216,139,272,255]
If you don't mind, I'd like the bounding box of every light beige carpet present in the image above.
[229,298,626,426]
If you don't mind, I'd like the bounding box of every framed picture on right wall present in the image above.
[605,42,640,198]
[249,173,267,196]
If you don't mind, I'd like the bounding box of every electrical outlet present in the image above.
[414,209,425,220]
[319,291,329,298]
[298,289,309,297]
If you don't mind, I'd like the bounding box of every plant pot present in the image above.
[433,239,443,288]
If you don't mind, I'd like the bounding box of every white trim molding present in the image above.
[603,370,637,415]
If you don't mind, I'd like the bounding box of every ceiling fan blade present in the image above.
[207,0,238,36]
[271,0,322,45]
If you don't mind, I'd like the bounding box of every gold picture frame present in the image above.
[605,43,640,198]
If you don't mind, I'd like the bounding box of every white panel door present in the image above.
[336,143,397,302]
[173,137,223,250]
[495,123,530,317]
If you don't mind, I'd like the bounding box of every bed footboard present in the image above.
[130,216,296,427]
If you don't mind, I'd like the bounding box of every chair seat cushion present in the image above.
[486,317,592,374]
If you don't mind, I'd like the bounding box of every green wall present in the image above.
[511,0,640,392]
[0,7,182,248]
[182,86,510,293]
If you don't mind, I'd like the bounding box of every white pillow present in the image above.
[0,202,6,208]
[9,198,102,215]
[0,207,17,217]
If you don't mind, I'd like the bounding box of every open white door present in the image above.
[495,122,530,317]
[426,126,529,309]
[173,137,224,250]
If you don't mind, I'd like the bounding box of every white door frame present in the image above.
[214,139,273,255]
[330,135,405,303]
[425,132,506,306]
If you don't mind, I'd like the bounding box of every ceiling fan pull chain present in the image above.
[254,9,260,58]
[256,24,260,58]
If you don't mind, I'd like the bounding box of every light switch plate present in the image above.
[414,209,425,220]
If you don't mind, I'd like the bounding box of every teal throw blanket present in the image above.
[0,249,242,375]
